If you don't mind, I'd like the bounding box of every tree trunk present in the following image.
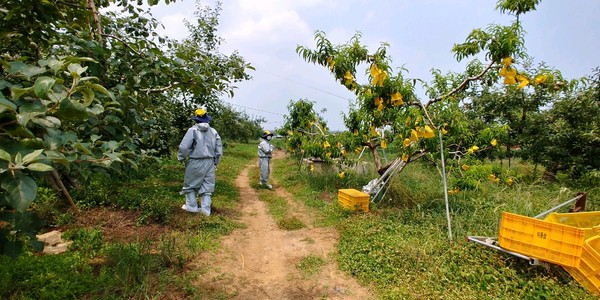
[370,145,382,170]
[542,161,560,181]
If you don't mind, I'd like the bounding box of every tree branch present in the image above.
[141,84,174,93]
[50,170,77,210]
[55,0,85,9]
[426,60,495,108]
[0,120,18,128]
[88,0,103,44]
[101,34,143,57]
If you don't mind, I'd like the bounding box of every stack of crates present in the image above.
[545,212,600,296]
[337,189,370,212]
[498,211,600,295]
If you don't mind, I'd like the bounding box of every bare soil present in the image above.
[195,150,373,299]
[69,208,169,243]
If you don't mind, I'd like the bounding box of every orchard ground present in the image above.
[17,142,595,299]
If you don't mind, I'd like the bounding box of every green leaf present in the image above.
[0,98,17,113]
[67,63,87,76]
[5,125,35,138]
[8,62,45,80]
[19,138,46,149]
[79,76,98,82]
[75,142,93,155]
[59,98,88,120]
[0,149,11,162]
[44,150,69,168]
[31,116,61,128]
[14,152,22,165]
[26,163,53,172]
[107,140,119,151]
[38,58,63,75]
[11,87,33,100]
[33,76,56,99]
[87,104,105,115]
[22,149,44,164]
[80,88,95,107]
[16,112,34,126]
[105,152,122,163]
[89,83,115,100]
[5,176,37,212]
[65,57,98,64]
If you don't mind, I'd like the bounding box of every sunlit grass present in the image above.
[297,254,326,278]
[271,151,597,299]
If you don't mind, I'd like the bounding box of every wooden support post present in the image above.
[569,192,587,213]
[51,170,77,210]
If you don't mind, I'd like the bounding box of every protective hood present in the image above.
[195,123,210,132]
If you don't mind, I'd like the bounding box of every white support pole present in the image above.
[439,128,452,241]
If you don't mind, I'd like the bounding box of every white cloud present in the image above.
[222,9,311,44]
[156,13,192,40]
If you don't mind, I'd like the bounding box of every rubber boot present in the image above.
[200,194,211,216]
[182,192,200,213]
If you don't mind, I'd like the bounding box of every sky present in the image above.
[149,0,600,131]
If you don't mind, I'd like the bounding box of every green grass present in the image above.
[10,144,600,299]
[297,254,326,278]
[272,156,365,228]
[277,216,306,230]
[250,165,307,230]
[3,143,258,299]
[271,153,598,299]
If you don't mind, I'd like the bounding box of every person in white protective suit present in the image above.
[178,108,223,215]
[258,130,274,189]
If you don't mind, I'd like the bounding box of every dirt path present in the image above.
[197,150,373,299]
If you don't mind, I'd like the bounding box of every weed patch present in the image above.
[297,254,326,278]
[277,216,306,230]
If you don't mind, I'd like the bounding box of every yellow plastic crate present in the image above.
[563,267,600,296]
[338,189,369,212]
[563,236,600,296]
[544,211,600,240]
[498,212,585,267]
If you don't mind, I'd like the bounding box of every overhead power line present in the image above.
[222,100,285,116]
[218,68,352,122]
[257,69,354,102]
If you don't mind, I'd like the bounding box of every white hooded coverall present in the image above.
[258,137,274,186]
[178,123,222,215]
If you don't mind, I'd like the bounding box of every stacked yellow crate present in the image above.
[545,212,600,296]
[497,211,600,295]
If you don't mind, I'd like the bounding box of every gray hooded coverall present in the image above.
[178,122,222,215]
[258,137,274,187]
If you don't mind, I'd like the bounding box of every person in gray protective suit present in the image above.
[178,108,222,215]
[258,130,274,189]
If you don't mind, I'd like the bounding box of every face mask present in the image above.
[266,136,272,141]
